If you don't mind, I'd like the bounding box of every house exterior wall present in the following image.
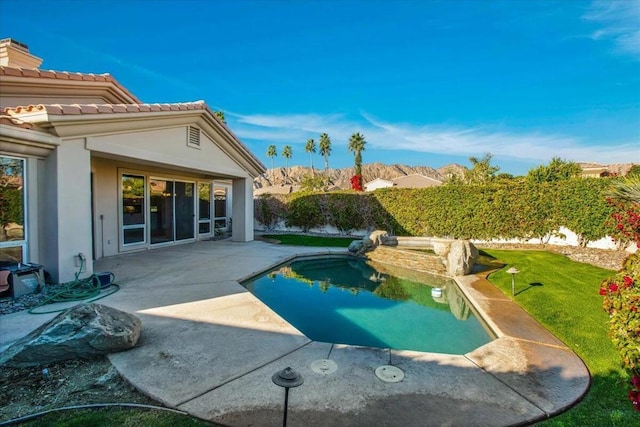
[364,179,393,191]
[91,156,234,258]
[232,177,253,242]
[44,138,93,282]
[26,157,42,263]
[86,126,250,178]
[91,157,119,258]
[89,125,248,262]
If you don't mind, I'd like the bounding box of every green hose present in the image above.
[28,257,120,314]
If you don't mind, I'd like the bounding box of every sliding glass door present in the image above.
[121,173,199,248]
[175,181,194,241]
[149,178,195,245]
[150,179,174,244]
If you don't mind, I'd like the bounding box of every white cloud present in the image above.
[227,111,640,165]
[584,0,640,57]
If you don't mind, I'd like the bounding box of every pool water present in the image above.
[242,256,493,354]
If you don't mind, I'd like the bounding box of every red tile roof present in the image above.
[4,101,209,116]
[4,102,265,171]
[0,115,33,129]
[0,66,142,103]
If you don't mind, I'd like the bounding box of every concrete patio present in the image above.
[0,239,590,426]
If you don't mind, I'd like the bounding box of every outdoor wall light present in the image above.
[272,367,304,427]
[507,267,520,296]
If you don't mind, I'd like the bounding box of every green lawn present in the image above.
[481,249,636,426]
[262,233,355,247]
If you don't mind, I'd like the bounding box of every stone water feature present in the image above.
[348,230,479,277]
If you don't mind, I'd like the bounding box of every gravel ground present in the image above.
[0,357,159,424]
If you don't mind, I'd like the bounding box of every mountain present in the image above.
[254,162,466,190]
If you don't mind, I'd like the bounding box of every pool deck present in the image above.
[0,240,589,426]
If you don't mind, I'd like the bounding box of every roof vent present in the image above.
[188,126,201,147]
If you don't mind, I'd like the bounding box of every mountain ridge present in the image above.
[254,162,466,189]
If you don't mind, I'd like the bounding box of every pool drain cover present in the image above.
[310,359,338,375]
[375,365,404,383]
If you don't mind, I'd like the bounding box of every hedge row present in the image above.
[255,178,617,246]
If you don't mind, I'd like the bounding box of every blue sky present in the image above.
[1,0,639,175]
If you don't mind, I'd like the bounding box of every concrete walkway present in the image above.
[0,240,589,426]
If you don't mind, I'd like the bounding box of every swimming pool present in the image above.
[242,256,493,354]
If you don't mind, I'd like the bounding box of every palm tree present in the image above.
[348,132,366,189]
[319,133,332,174]
[214,111,226,124]
[281,145,292,185]
[305,138,316,173]
[266,145,277,183]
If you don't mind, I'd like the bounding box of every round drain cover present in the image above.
[375,365,404,383]
[310,359,338,375]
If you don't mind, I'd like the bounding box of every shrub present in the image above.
[600,253,640,411]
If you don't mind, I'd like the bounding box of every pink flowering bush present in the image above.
[607,197,640,249]
[600,254,640,411]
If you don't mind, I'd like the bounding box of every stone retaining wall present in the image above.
[366,246,447,276]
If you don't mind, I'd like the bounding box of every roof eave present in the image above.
[11,108,266,178]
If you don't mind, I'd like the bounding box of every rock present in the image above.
[0,303,141,367]
[94,366,120,387]
[348,240,364,254]
[370,230,388,246]
[363,230,397,249]
[447,240,479,276]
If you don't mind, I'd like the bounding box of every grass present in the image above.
[20,407,218,426]
[262,233,355,247]
[480,249,636,426]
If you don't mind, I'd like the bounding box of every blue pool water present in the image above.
[242,256,493,354]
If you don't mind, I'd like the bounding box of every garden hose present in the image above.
[28,257,120,314]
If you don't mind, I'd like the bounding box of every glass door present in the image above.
[122,174,146,246]
[150,179,174,244]
[198,183,212,235]
[175,181,195,241]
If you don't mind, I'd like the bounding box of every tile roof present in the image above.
[392,174,443,188]
[0,66,142,103]
[4,101,209,116]
[3,101,266,172]
[0,114,34,129]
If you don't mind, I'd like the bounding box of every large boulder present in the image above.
[348,240,364,254]
[363,230,397,249]
[447,240,479,276]
[0,303,141,367]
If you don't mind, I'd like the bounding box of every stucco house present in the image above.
[579,162,636,178]
[363,178,393,191]
[0,38,265,282]
[364,174,443,191]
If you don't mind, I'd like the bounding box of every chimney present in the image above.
[0,38,43,69]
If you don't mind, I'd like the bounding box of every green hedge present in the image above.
[255,178,617,244]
